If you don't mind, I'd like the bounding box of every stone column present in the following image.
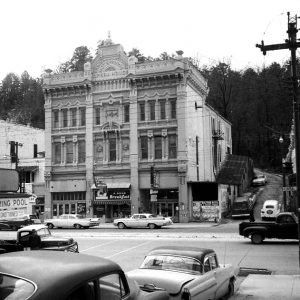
[129,83,139,214]
[85,90,94,217]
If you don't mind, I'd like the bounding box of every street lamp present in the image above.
[279,136,286,211]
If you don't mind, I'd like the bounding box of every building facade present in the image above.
[0,120,45,214]
[43,39,232,222]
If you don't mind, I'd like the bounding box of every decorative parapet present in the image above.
[43,71,86,85]
[135,59,184,75]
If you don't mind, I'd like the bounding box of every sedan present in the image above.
[44,214,92,229]
[0,251,169,300]
[252,174,267,186]
[128,246,238,300]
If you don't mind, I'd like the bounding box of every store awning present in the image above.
[19,166,38,172]
[93,200,131,205]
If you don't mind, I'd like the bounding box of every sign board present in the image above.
[0,208,27,219]
[282,186,297,192]
[0,169,19,192]
[0,198,29,210]
[150,194,157,202]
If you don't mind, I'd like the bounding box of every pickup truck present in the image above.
[0,224,79,253]
[239,212,298,244]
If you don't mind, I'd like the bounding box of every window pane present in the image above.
[140,136,148,159]
[124,104,130,123]
[54,143,61,164]
[160,101,166,119]
[140,103,145,121]
[71,108,77,127]
[99,273,128,299]
[53,110,59,128]
[80,108,86,126]
[66,142,73,163]
[62,109,68,127]
[154,136,162,159]
[149,101,155,120]
[168,135,177,159]
[95,107,100,125]
[170,99,176,119]
[109,134,116,162]
[78,140,86,163]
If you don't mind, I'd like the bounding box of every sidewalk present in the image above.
[230,275,300,299]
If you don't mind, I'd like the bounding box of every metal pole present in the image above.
[288,15,300,269]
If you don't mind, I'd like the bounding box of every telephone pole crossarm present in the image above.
[256,41,300,55]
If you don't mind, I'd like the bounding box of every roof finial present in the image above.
[108,31,111,39]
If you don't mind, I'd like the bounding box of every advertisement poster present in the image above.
[192,201,219,222]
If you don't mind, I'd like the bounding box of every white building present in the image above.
[0,120,45,213]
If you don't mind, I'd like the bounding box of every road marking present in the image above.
[81,240,117,252]
[105,241,151,259]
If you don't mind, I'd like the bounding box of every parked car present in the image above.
[0,217,33,231]
[128,246,237,300]
[89,217,101,227]
[0,251,169,300]
[22,214,42,224]
[113,213,173,229]
[0,224,78,253]
[260,200,281,220]
[252,174,267,186]
[239,212,298,244]
[44,214,92,229]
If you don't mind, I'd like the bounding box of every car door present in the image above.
[139,215,148,227]
[128,215,140,227]
[277,215,298,239]
[190,255,217,300]
[210,255,229,299]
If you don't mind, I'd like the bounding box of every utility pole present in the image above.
[256,12,300,267]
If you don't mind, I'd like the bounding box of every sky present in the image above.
[0,0,299,80]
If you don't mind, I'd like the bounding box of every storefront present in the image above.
[92,181,131,222]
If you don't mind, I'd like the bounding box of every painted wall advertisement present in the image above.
[193,200,219,222]
[0,198,31,219]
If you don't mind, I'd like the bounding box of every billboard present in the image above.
[0,169,19,192]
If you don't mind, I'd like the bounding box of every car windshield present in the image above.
[0,274,35,299]
[140,255,202,274]
[265,205,274,209]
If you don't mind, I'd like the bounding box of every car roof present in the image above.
[263,200,278,205]
[18,224,48,232]
[147,246,215,262]
[0,251,121,300]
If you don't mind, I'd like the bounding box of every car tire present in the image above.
[74,224,81,229]
[251,233,264,244]
[222,279,234,299]
[148,223,156,229]
[47,223,54,229]
[118,222,126,229]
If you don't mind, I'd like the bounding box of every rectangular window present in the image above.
[140,136,148,160]
[66,142,73,164]
[78,140,86,163]
[170,99,176,119]
[33,144,38,158]
[140,103,145,121]
[54,143,61,164]
[71,108,77,127]
[53,110,59,128]
[124,104,130,123]
[168,135,177,159]
[160,100,166,120]
[80,107,86,126]
[95,107,101,125]
[154,136,162,159]
[149,101,155,120]
[109,133,116,162]
[62,109,68,127]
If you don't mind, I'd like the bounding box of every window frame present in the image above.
[154,136,162,159]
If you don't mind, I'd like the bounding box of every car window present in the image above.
[133,215,139,219]
[0,274,35,299]
[140,215,146,219]
[209,255,218,269]
[66,281,95,300]
[98,273,128,299]
[141,255,202,274]
[203,257,211,273]
[265,205,274,209]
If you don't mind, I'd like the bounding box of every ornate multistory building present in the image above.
[43,39,232,222]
